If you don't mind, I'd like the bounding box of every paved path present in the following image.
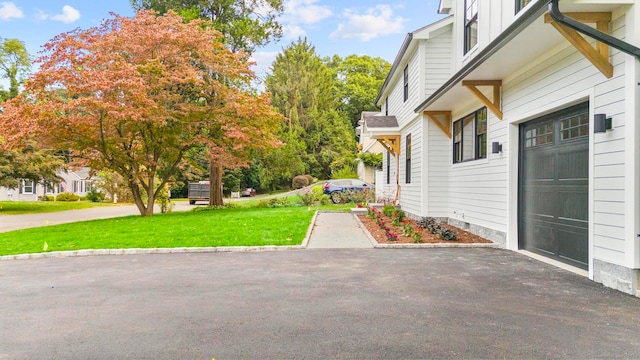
[1,249,639,359]
[0,202,193,233]
[306,212,373,248]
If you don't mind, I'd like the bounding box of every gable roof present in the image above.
[375,15,453,105]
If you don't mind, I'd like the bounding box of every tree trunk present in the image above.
[130,181,154,216]
[209,162,224,206]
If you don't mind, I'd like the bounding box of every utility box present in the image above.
[188,182,210,205]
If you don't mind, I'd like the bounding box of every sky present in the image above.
[0,0,446,85]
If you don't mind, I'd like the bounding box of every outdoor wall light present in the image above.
[594,113,612,133]
[491,141,502,154]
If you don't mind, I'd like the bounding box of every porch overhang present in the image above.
[363,115,401,156]
[414,0,631,114]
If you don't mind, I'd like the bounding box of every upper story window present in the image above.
[403,65,409,102]
[453,107,487,163]
[516,0,533,14]
[464,0,478,54]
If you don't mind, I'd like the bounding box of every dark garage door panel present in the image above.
[519,103,589,269]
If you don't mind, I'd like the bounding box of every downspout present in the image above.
[549,0,640,61]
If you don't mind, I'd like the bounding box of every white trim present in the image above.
[624,2,640,269]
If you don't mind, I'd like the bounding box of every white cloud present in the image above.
[283,24,307,40]
[249,51,279,76]
[51,5,80,24]
[330,5,408,42]
[34,9,49,21]
[283,0,332,25]
[0,2,23,21]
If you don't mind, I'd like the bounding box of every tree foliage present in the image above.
[0,11,280,215]
[130,0,283,54]
[326,54,391,128]
[263,38,356,189]
[0,37,31,101]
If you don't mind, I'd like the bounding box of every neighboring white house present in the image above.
[365,0,640,297]
[0,167,95,201]
[356,111,386,198]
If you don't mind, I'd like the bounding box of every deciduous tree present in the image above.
[0,37,31,101]
[0,11,280,215]
[130,0,283,54]
[326,54,391,128]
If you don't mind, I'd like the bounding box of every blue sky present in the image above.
[1,0,445,84]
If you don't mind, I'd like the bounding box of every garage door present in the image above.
[519,103,589,269]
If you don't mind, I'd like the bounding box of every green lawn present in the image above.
[0,201,114,215]
[0,206,341,256]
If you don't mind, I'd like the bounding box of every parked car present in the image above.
[241,188,256,197]
[322,179,372,204]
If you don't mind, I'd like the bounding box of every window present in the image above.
[403,65,409,102]
[453,108,488,163]
[516,0,532,14]
[21,179,35,194]
[405,134,412,184]
[560,113,589,140]
[386,151,391,184]
[464,0,478,54]
[385,98,389,116]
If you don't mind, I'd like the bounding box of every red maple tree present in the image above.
[0,10,281,215]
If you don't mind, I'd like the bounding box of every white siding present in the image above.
[399,119,423,215]
[424,27,453,96]
[426,117,451,217]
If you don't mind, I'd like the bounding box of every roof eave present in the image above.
[414,0,549,113]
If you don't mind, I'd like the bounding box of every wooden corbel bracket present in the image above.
[461,80,503,120]
[424,111,452,139]
[544,12,613,78]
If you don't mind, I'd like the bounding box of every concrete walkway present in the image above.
[306,212,373,249]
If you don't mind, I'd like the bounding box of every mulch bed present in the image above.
[357,214,493,245]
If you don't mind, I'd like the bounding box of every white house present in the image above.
[0,167,95,201]
[366,0,640,296]
[356,111,386,198]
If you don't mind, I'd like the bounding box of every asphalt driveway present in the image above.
[1,248,639,359]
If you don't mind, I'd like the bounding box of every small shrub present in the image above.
[402,222,414,236]
[439,228,458,241]
[257,197,291,208]
[382,205,396,217]
[412,229,423,243]
[292,175,309,189]
[319,194,331,205]
[190,203,238,212]
[416,216,436,229]
[349,188,374,205]
[297,187,314,206]
[56,193,80,202]
[386,232,398,241]
[303,174,315,185]
[86,188,105,203]
[39,195,54,201]
[429,223,442,234]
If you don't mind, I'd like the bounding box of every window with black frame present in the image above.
[403,65,409,102]
[386,151,390,184]
[453,107,487,163]
[405,134,411,184]
[464,0,478,54]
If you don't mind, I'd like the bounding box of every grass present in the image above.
[0,201,114,215]
[0,204,353,256]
